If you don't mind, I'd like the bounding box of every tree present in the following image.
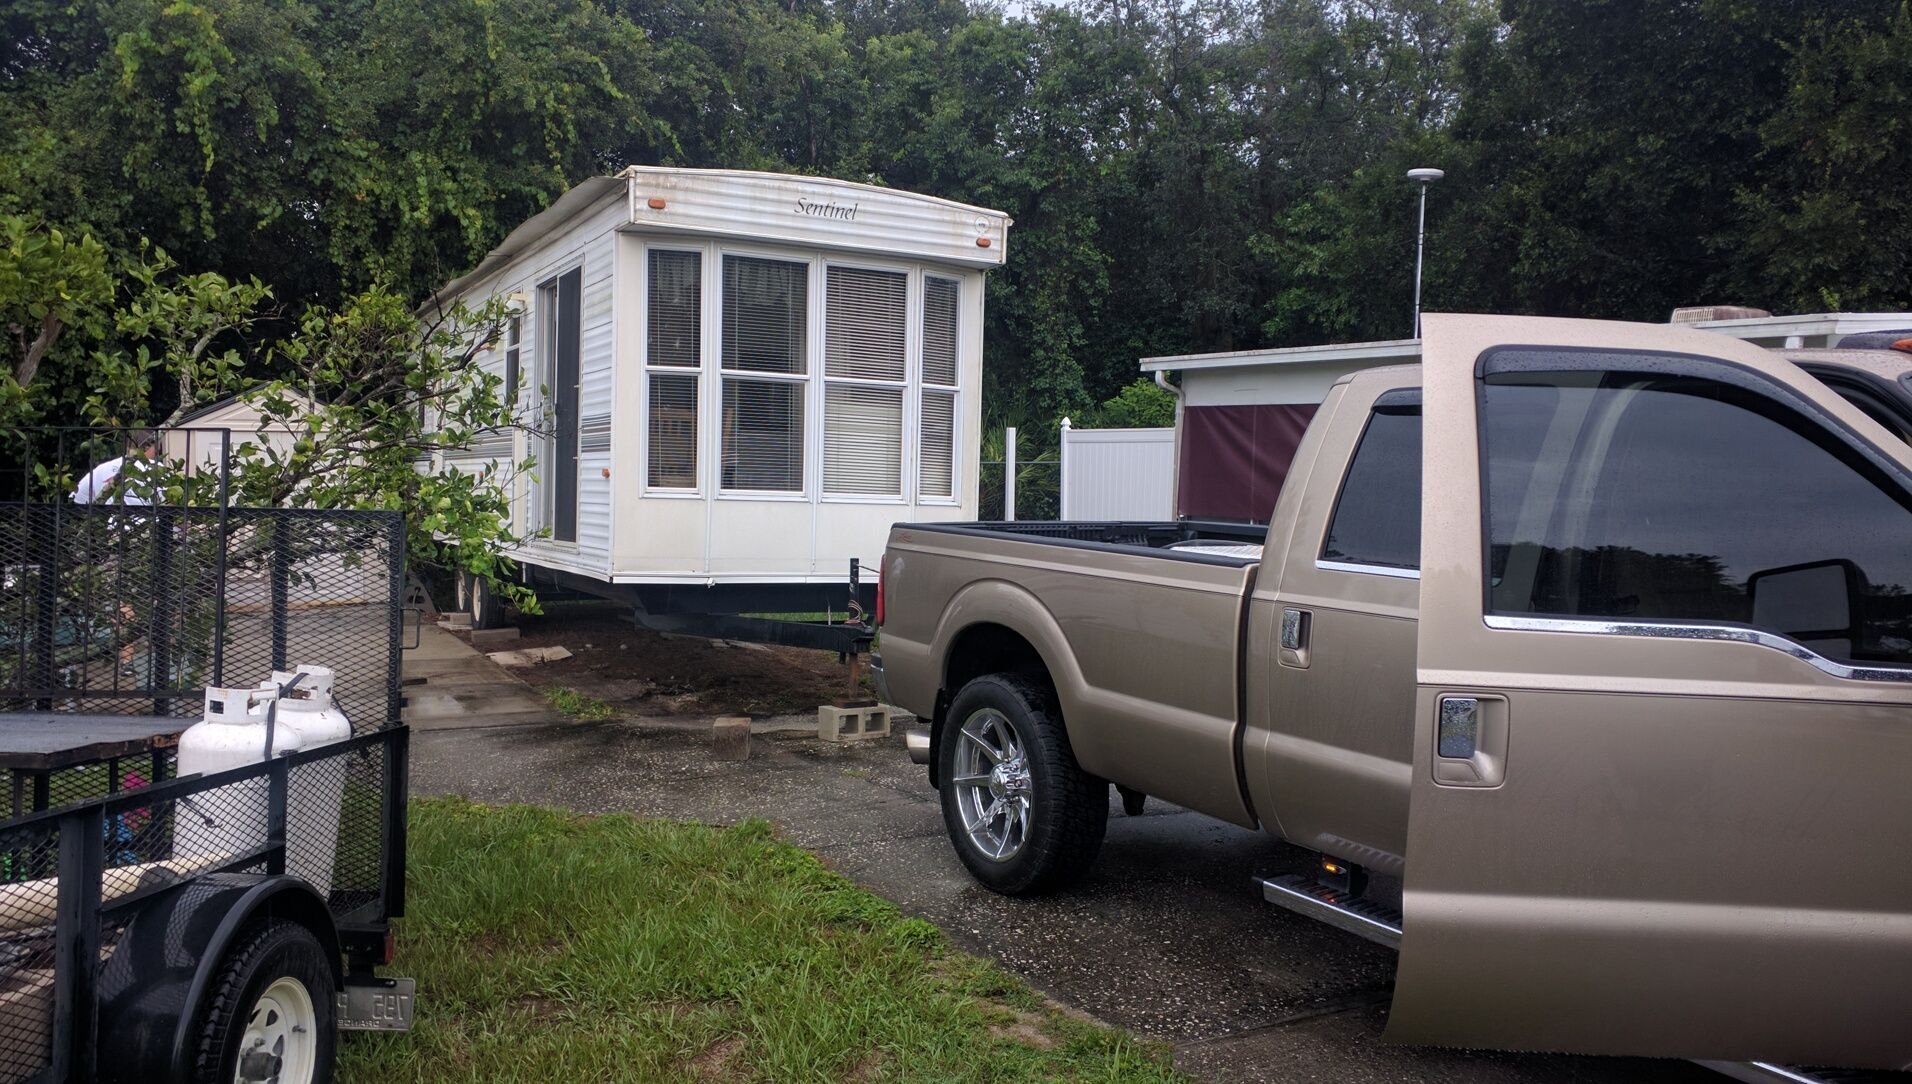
[1082,378,1177,428]
[1727,4,1912,313]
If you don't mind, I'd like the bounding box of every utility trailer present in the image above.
[0,501,412,1084]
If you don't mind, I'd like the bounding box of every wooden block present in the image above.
[469,626,520,647]
[712,716,751,761]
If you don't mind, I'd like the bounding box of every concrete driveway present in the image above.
[405,685,1717,1083]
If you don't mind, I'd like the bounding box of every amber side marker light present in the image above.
[647,196,667,210]
[975,237,991,248]
[1894,337,1912,354]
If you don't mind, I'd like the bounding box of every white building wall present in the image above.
[439,197,629,580]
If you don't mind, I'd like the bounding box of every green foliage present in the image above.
[4,0,1909,457]
[1,217,114,423]
[544,686,617,721]
[342,798,1187,1082]
[1081,379,1177,429]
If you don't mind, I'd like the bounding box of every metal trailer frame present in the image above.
[22,726,409,1081]
[523,560,878,655]
[0,492,412,1083]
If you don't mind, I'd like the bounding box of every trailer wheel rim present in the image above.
[235,976,318,1084]
[952,707,1032,863]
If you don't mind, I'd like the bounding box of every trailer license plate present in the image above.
[338,977,415,1031]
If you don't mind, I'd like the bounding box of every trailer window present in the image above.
[1482,371,1912,667]
[647,249,701,489]
[919,276,960,501]
[1322,407,1421,571]
[503,314,521,410]
[824,266,908,497]
[722,255,807,492]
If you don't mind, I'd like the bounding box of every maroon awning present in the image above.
[1177,403,1317,522]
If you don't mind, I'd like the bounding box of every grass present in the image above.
[339,798,1187,1083]
[543,685,618,721]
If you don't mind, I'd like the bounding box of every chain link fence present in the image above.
[978,458,1060,522]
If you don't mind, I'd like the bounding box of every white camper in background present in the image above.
[425,167,1011,645]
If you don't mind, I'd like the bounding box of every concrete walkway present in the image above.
[401,626,564,731]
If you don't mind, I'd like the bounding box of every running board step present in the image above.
[1256,878,1875,1084]
[1256,872,1402,949]
[1694,1063,1898,1084]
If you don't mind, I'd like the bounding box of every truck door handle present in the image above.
[1438,697,1478,758]
[1278,607,1311,669]
[1281,608,1308,651]
[1433,693,1509,788]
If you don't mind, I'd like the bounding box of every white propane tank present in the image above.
[257,665,353,896]
[176,687,304,863]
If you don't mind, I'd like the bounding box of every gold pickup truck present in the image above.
[874,314,1912,1073]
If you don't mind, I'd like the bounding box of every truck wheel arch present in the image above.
[930,580,1092,783]
[96,874,340,1084]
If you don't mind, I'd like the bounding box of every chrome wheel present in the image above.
[951,707,1033,862]
[234,976,317,1084]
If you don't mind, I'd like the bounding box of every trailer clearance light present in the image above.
[647,197,667,210]
[1895,338,1912,354]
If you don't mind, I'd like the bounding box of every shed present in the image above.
[424,167,1010,615]
[1143,310,1912,523]
[160,390,310,482]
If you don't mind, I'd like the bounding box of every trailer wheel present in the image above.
[192,919,337,1084]
[938,673,1107,896]
[458,571,506,630]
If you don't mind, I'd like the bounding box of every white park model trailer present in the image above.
[425,167,1010,647]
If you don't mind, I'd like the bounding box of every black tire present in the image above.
[938,673,1107,896]
[191,919,337,1084]
[463,572,505,630]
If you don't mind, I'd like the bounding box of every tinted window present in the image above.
[1483,372,1912,666]
[1322,407,1421,570]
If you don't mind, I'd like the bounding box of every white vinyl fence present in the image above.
[1058,419,1175,520]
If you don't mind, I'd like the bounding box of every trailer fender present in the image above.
[97,873,340,1083]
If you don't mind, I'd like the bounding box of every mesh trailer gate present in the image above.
[0,502,410,1083]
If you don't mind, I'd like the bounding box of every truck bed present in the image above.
[882,518,1264,826]
[908,519,1265,563]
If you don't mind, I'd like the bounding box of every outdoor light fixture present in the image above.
[1407,167,1444,339]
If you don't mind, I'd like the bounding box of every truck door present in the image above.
[1389,313,1912,1069]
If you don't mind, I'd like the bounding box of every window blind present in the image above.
[825,267,907,380]
[824,385,904,495]
[919,391,955,498]
[648,250,701,367]
[648,373,698,489]
[723,379,805,491]
[919,276,959,500]
[724,256,807,374]
[922,277,959,386]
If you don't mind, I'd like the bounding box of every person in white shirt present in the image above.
[71,431,161,676]
[71,431,159,506]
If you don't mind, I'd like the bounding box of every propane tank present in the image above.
[256,664,352,895]
[258,664,352,747]
[175,687,304,863]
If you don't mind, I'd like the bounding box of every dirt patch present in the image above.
[687,1035,746,1081]
[494,601,863,717]
[987,1007,1059,1050]
[510,993,565,1021]
[847,1049,887,1082]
